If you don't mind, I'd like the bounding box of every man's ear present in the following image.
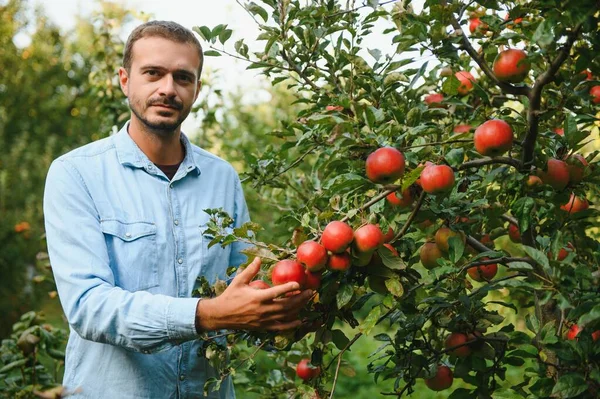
[118,67,129,96]
[194,80,202,102]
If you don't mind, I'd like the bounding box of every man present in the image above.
[43,20,312,398]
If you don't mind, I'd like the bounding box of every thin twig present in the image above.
[328,333,363,398]
[395,191,427,240]
[400,138,472,151]
[459,156,522,170]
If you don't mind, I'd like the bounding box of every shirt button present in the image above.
[148,165,154,170]
[178,258,183,264]
[174,220,179,226]
[125,233,131,238]
[179,375,185,381]
[169,183,174,189]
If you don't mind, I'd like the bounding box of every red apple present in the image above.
[381,226,395,243]
[386,188,413,208]
[468,261,498,282]
[365,147,406,184]
[304,270,322,290]
[455,71,475,95]
[420,164,455,194]
[420,242,445,269]
[445,333,472,357]
[527,175,542,187]
[474,119,514,156]
[504,13,523,28]
[508,223,521,243]
[327,252,351,272]
[322,221,354,253]
[469,17,488,34]
[480,234,494,248]
[566,324,582,340]
[453,124,473,134]
[493,49,530,83]
[383,243,399,257]
[435,227,465,253]
[554,128,564,136]
[353,224,384,253]
[297,240,328,272]
[590,85,600,104]
[325,105,344,112]
[549,242,575,261]
[581,70,593,80]
[271,260,307,288]
[567,154,588,184]
[424,93,444,107]
[425,365,453,391]
[296,358,320,381]
[249,280,271,289]
[560,193,589,214]
[542,158,570,190]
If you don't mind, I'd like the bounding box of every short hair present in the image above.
[123,20,204,78]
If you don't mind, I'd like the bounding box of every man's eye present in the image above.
[146,70,159,76]
[177,75,192,82]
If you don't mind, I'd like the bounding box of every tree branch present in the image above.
[328,332,363,399]
[459,156,523,171]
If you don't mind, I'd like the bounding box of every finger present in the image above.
[260,281,301,300]
[277,289,314,307]
[231,257,261,286]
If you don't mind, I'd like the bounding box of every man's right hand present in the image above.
[195,257,313,332]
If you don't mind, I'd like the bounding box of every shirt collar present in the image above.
[113,121,201,176]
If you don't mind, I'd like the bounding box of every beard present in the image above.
[128,96,190,137]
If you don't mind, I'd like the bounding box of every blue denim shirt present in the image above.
[43,122,250,398]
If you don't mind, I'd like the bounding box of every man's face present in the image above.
[119,36,201,135]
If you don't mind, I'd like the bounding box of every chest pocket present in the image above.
[100,219,159,292]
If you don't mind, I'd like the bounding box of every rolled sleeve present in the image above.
[166,297,201,340]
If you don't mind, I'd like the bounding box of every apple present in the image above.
[365,147,406,184]
[567,154,588,184]
[271,260,307,288]
[439,67,453,77]
[296,358,320,381]
[508,223,521,243]
[554,128,564,136]
[453,124,473,134]
[322,221,354,253]
[305,270,322,290]
[560,193,589,214]
[420,242,445,269]
[383,243,399,257]
[420,164,455,194]
[549,242,574,261]
[567,324,582,340]
[590,85,600,104]
[480,234,494,249]
[435,227,465,253]
[541,158,570,190]
[467,261,498,282]
[353,224,384,253]
[425,365,453,391]
[445,332,471,357]
[455,71,475,95]
[297,240,328,272]
[327,252,351,272]
[527,175,542,187]
[424,93,444,107]
[386,188,413,208]
[580,70,593,80]
[469,17,487,34]
[493,49,530,83]
[382,226,395,243]
[594,331,600,341]
[249,280,271,289]
[325,105,344,112]
[504,13,523,28]
[474,119,514,156]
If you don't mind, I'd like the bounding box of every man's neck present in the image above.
[127,118,185,165]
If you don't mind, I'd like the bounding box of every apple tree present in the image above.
[206,0,600,397]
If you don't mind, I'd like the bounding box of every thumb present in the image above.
[232,257,261,286]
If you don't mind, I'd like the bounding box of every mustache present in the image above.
[147,99,183,110]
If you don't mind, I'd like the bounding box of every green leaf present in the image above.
[247,2,268,22]
[204,50,222,57]
[533,20,553,49]
[336,284,354,309]
[512,197,535,232]
[448,236,465,264]
[218,29,233,45]
[551,373,588,398]
[361,306,382,335]
[442,74,461,96]
[445,148,464,167]
[368,48,382,61]
[193,26,212,41]
[385,277,404,297]
[331,329,350,350]
[578,304,600,326]
[379,247,405,270]
[539,321,558,345]
[448,388,473,399]
[525,314,540,334]
[522,246,549,271]
[0,358,27,373]
[507,261,533,271]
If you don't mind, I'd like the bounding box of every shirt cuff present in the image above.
[166,297,200,341]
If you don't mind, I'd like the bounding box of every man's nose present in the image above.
[158,74,176,97]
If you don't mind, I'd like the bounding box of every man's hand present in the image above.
[195,257,313,332]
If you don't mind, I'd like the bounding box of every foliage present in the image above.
[195,0,600,397]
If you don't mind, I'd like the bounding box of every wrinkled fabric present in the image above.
[43,122,249,398]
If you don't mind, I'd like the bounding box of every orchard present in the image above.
[196,0,600,397]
